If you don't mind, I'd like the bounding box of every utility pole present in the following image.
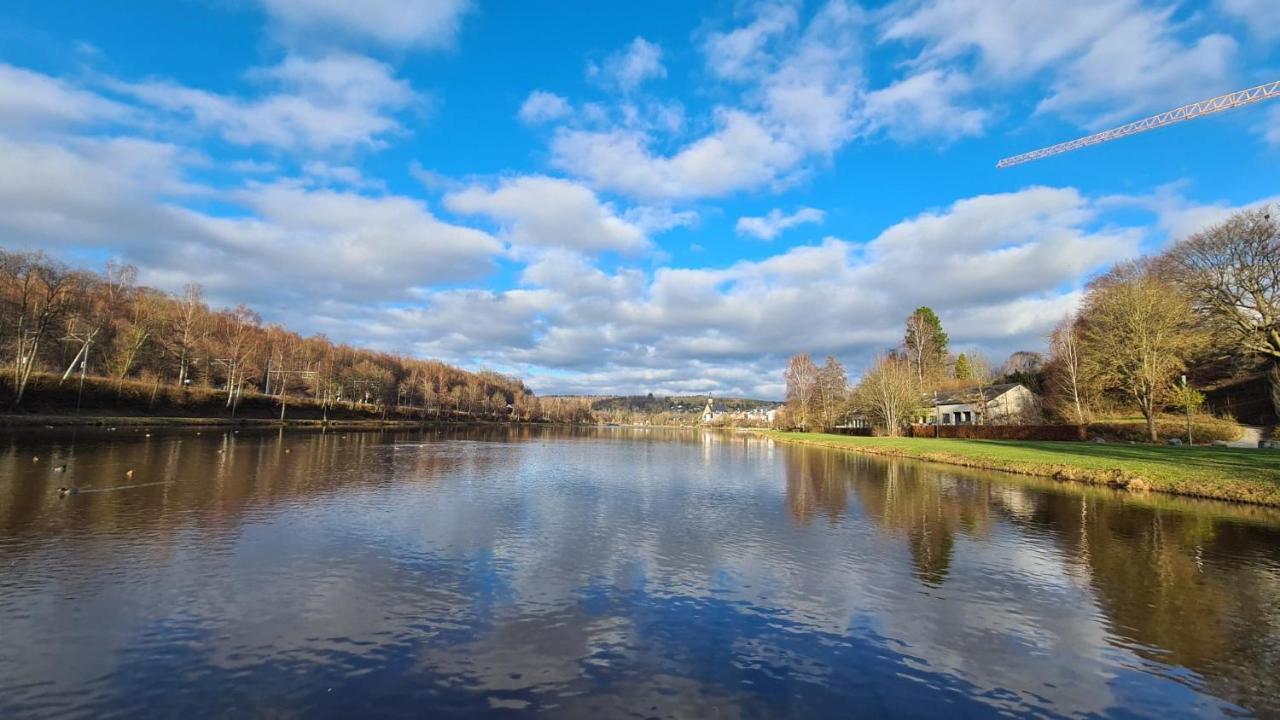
[1182,375,1192,446]
[933,391,940,438]
[267,369,317,424]
[61,329,97,416]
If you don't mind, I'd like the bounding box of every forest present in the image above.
[0,250,594,423]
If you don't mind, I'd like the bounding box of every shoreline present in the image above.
[0,413,519,430]
[754,430,1280,508]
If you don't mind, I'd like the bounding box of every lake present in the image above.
[1,426,1278,718]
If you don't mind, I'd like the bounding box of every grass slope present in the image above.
[761,431,1280,507]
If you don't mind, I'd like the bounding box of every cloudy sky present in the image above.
[2,0,1277,398]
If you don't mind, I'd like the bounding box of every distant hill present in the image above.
[589,394,781,415]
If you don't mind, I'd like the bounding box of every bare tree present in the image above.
[816,356,848,431]
[168,284,206,387]
[959,354,994,425]
[853,355,922,436]
[1047,315,1090,424]
[1079,264,1202,441]
[1161,205,1280,416]
[0,251,79,406]
[784,353,821,431]
[109,288,167,388]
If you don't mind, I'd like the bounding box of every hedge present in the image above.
[907,424,1087,441]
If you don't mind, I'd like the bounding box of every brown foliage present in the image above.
[0,249,539,419]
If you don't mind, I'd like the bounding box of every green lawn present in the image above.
[761,431,1280,507]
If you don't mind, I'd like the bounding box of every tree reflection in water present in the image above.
[782,443,1280,709]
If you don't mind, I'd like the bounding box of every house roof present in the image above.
[933,382,1025,405]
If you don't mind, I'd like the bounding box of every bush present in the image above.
[1089,415,1242,443]
[830,427,874,437]
[907,424,1087,441]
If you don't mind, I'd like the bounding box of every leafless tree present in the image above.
[1080,263,1203,441]
[1047,315,1090,424]
[1161,205,1280,416]
[853,355,922,436]
[784,353,821,431]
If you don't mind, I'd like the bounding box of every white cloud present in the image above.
[318,186,1150,396]
[444,175,651,254]
[1101,183,1280,242]
[884,0,1237,125]
[118,53,417,151]
[260,0,472,50]
[1264,105,1280,148]
[588,37,667,91]
[301,160,385,190]
[862,70,987,140]
[736,207,825,240]
[1218,0,1280,39]
[622,205,699,233]
[518,90,572,125]
[0,134,500,307]
[551,110,804,200]
[0,63,131,132]
[1035,10,1236,125]
[548,2,863,200]
[704,3,799,81]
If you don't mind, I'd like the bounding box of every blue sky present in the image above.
[2,0,1278,397]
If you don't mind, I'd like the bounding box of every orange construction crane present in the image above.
[998,80,1280,168]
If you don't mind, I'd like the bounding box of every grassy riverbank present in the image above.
[759,430,1280,507]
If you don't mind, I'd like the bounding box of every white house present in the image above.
[928,383,1038,425]
[702,397,779,425]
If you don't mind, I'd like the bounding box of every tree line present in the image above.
[0,249,589,422]
[783,205,1279,440]
[1044,204,1278,440]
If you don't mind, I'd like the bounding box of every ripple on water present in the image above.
[0,427,1276,718]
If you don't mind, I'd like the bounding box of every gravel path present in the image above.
[1228,425,1266,448]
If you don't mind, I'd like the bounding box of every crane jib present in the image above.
[997,80,1280,168]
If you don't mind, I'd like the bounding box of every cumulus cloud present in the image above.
[0,134,500,307]
[551,110,804,200]
[313,186,1153,396]
[588,37,667,91]
[736,207,825,240]
[549,2,863,201]
[301,160,385,190]
[0,63,131,132]
[518,90,572,125]
[861,70,987,140]
[1265,105,1280,147]
[704,3,799,81]
[117,53,417,151]
[884,0,1237,125]
[444,175,651,254]
[1217,0,1280,39]
[1101,183,1280,242]
[259,0,472,50]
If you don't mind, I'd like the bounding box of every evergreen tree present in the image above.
[903,307,950,384]
[954,353,972,380]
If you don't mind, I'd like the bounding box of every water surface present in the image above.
[1,426,1278,718]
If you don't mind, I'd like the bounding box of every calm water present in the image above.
[1,427,1278,718]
